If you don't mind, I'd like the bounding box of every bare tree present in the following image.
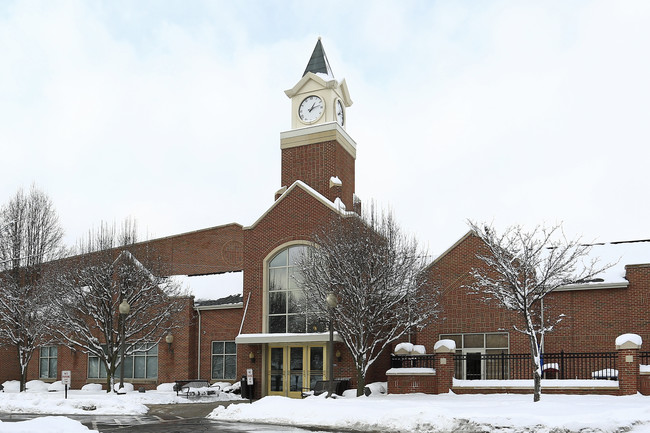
[297,208,439,396]
[51,220,188,392]
[0,185,65,391]
[467,221,611,402]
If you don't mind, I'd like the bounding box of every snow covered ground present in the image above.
[0,379,241,432]
[4,379,650,432]
[210,386,650,433]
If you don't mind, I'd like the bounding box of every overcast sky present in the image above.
[2,0,650,264]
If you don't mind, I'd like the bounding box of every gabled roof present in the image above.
[303,38,334,79]
[430,231,650,292]
[244,180,355,230]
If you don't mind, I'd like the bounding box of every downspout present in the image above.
[197,308,202,379]
[239,292,252,335]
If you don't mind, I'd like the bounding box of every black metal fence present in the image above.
[391,351,618,380]
[639,351,650,365]
[390,354,436,369]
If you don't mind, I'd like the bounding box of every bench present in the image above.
[301,378,350,398]
[173,380,219,397]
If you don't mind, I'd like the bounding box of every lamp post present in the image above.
[326,292,337,398]
[118,299,130,393]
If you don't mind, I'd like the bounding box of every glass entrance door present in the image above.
[267,345,325,398]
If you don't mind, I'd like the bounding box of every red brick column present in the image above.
[434,340,456,394]
[616,334,642,396]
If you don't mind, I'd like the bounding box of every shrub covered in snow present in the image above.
[156,382,175,392]
[2,380,21,392]
[113,382,134,393]
[81,383,103,392]
[48,381,66,392]
[25,380,50,392]
[363,382,387,396]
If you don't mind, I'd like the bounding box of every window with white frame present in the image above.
[268,244,323,333]
[212,341,236,380]
[39,346,57,379]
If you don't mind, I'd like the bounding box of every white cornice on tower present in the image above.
[280,122,356,159]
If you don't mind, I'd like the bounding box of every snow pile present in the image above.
[0,380,242,415]
[616,333,642,347]
[0,416,98,433]
[394,342,414,354]
[542,363,559,371]
[209,393,650,432]
[434,339,456,351]
[156,382,175,392]
[48,381,66,392]
[394,343,427,355]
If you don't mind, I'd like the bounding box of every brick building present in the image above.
[3,39,649,397]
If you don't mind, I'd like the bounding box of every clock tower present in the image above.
[280,38,357,211]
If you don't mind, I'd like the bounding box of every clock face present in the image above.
[336,99,344,126]
[298,95,324,123]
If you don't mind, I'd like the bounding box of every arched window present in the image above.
[268,244,314,333]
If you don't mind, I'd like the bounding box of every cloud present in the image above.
[1,0,649,258]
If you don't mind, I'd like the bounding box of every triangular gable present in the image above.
[112,250,156,282]
[244,180,355,230]
[426,230,476,269]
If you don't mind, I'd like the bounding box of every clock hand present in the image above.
[309,103,316,112]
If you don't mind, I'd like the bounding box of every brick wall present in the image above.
[196,306,243,381]
[281,140,355,211]
[419,233,650,358]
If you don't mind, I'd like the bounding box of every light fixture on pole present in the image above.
[118,299,130,393]
[326,292,337,398]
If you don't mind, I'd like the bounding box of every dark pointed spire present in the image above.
[303,37,334,78]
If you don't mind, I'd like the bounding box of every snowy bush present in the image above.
[2,380,20,392]
[113,382,134,393]
[48,381,65,392]
[363,382,387,396]
[156,382,175,392]
[25,380,49,392]
[223,381,241,394]
[81,383,103,392]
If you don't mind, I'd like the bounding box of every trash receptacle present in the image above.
[241,376,248,399]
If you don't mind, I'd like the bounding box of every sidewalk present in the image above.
[147,399,250,419]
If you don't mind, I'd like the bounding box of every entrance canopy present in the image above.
[235,332,342,344]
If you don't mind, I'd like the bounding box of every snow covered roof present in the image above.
[171,272,243,301]
[195,294,243,310]
[432,232,650,291]
[559,239,650,290]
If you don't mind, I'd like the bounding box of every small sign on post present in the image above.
[246,368,254,403]
[61,370,71,399]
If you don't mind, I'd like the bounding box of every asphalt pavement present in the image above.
[1,401,341,433]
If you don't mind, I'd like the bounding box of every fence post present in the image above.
[616,333,642,395]
[434,339,456,394]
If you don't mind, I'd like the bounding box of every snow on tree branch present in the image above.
[297,206,440,396]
